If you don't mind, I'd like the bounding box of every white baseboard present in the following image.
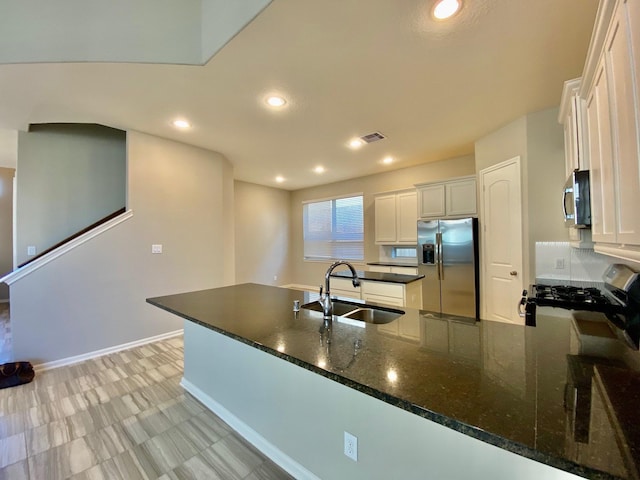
[181,378,320,480]
[34,329,184,372]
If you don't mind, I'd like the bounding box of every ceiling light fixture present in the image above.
[266,96,287,108]
[275,176,285,183]
[349,138,364,149]
[382,156,394,164]
[433,0,461,20]
[172,119,191,129]
[314,166,325,174]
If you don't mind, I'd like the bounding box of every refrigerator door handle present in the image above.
[436,232,443,280]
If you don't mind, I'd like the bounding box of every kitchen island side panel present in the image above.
[182,320,582,480]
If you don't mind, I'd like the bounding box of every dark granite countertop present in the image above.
[366,261,418,267]
[331,270,424,284]
[147,283,640,480]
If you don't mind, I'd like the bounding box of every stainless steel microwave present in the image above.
[563,170,591,228]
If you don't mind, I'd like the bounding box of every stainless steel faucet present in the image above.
[318,261,360,321]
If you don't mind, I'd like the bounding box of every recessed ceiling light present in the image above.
[314,166,325,174]
[433,0,461,20]
[382,156,394,164]
[275,176,285,183]
[349,138,364,149]
[172,119,191,129]
[266,96,287,108]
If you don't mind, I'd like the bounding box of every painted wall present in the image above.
[525,107,567,280]
[16,124,126,266]
[0,168,14,300]
[290,155,475,287]
[0,129,17,168]
[475,107,567,285]
[183,321,583,480]
[10,131,234,365]
[234,181,291,286]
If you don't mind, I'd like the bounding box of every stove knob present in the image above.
[522,290,528,297]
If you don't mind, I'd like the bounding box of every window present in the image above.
[392,247,417,259]
[303,194,363,261]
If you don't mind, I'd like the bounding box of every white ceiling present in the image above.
[0,0,599,190]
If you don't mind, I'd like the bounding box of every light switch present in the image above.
[151,244,163,254]
[27,245,36,256]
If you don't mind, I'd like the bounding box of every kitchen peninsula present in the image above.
[147,283,640,480]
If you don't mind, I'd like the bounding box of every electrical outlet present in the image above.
[273,275,278,281]
[555,258,565,269]
[151,244,163,254]
[344,431,358,461]
[27,245,36,256]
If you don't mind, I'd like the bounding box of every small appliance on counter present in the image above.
[417,217,479,318]
[520,264,640,348]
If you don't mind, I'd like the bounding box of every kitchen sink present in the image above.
[301,299,404,324]
[342,307,402,324]
[301,299,363,317]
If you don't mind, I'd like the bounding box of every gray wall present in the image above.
[234,181,291,286]
[289,155,475,287]
[10,131,234,365]
[0,168,14,300]
[475,107,566,285]
[184,321,582,480]
[16,124,126,265]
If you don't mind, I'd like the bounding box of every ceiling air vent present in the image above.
[360,132,386,144]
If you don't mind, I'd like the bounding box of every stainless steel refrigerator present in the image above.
[417,217,479,318]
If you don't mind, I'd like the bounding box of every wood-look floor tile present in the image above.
[133,407,174,438]
[246,460,295,480]
[0,458,29,480]
[0,411,26,439]
[27,440,79,479]
[0,431,26,468]
[166,452,231,480]
[24,402,64,429]
[199,434,264,480]
[25,419,70,456]
[65,409,99,440]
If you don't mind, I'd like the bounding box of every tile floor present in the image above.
[0,333,294,479]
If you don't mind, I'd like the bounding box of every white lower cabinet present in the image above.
[368,265,418,275]
[361,280,422,309]
[331,278,423,308]
[330,278,361,300]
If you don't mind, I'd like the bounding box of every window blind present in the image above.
[303,195,364,261]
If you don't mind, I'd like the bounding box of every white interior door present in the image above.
[480,157,524,324]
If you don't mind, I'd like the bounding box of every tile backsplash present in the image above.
[535,242,612,282]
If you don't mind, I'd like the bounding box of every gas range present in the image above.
[530,284,622,313]
[519,264,640,348]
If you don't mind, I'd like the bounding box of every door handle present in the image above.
[436,232,443,280]
[510,271,518,276]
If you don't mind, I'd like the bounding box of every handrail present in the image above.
[18,207,127,268]
[1,208,134,286]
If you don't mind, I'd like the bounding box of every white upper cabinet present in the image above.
[374,189,417,245]
[416,176,476,219]
[579,0,640,261]
[559,78,590,176]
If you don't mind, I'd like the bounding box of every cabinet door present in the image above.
[607,0,640,245]
[418,184,445,218]
[587,59,617,243]
[374,195,397,244]
[361,293,405,308]
[396,191,418,243]
[445,179,477,216]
